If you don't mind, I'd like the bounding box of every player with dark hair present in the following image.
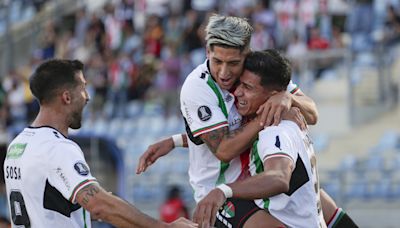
[138,13,356,228]
[4,59,197,228]
[194,50,358,228]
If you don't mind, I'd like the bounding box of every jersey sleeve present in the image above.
[257,127,297,166]
[47,141,97,203]
[180,77,229,137]
[286,80,300,94]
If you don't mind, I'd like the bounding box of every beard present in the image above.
[69,109,82,129]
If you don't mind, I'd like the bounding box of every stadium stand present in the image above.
[0,0,399,227]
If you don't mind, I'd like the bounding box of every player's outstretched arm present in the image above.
[193,157,293,227]
[76,183,198,228]
[136,134,188,174]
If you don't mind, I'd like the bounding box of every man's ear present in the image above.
[269,91,279,96]
[264,90,278,101]
[206,47,211,59]
[61,90,72,104]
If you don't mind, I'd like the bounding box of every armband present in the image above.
[216,184,233,198]
[172,134,184,147]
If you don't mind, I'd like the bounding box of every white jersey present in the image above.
[181,60,300,202]
[181,60,242,202]
[4,127,97,228]
[249,121,326,228]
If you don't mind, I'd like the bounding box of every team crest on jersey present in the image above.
[197,106,212,121]
[221,201,235,218]
[74,162,89,176]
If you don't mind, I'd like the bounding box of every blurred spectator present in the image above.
[88,13,107,55]
[74,8,90,46]
[55,30,77,59]
[164,14,184,53]
[16,64,39,124]
[250,21,274,51]
[384,5,400,46]
[104,3,123,51]
[160,186,189,223]
[0,82,9,129]
[307,26,332,80]
[182,10,204,66]
[85,53,108,118]
[31,0,49,12]
[274,0,296,48]
[191,0,216,12]
[144,15,164,58]
[252,0,276,43]
[121,22,142,61]
[107,53,133,118]
[346,0,374,52]
[308,26,330,50]
[2,70,27,127]
[40,20,57,59]
[128,56,157,101]
[115,0,135,27]
[331,25,345,49]
[155,44,181,118]
[286,33,308,83]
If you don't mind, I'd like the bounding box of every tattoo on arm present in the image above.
[223,125,245,140]
[78,184,100,206]
[201,127,228,154]
[200,125,245,154]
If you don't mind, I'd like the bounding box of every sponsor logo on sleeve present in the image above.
[197,106,212,121]
[183,101,193,125]
[74,162,89,176]
[6,143,27,159]
[56,168,71,190]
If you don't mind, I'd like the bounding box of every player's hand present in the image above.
[136,137,174,174]
[168,217,198,228]
[282,107,307,130]
[193,189,226,228]
[256,91,292,127]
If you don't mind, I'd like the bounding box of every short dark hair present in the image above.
[244,50,291,91]
[30,59,84,103]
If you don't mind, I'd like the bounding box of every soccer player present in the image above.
[138,14,318,227]
[3,59,197,228]
[194,50,358,228]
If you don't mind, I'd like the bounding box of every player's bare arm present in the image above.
[216,107,307,162]
[200,126,229,154]
[256,90,318,127]
[200,121,262,162]
[194,157,293,227]
[290,90,318,125]
[76,183,198,228]
[228,157,293,199]
[136,134,188,174]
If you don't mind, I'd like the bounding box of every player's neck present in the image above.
[31,107,69,136]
